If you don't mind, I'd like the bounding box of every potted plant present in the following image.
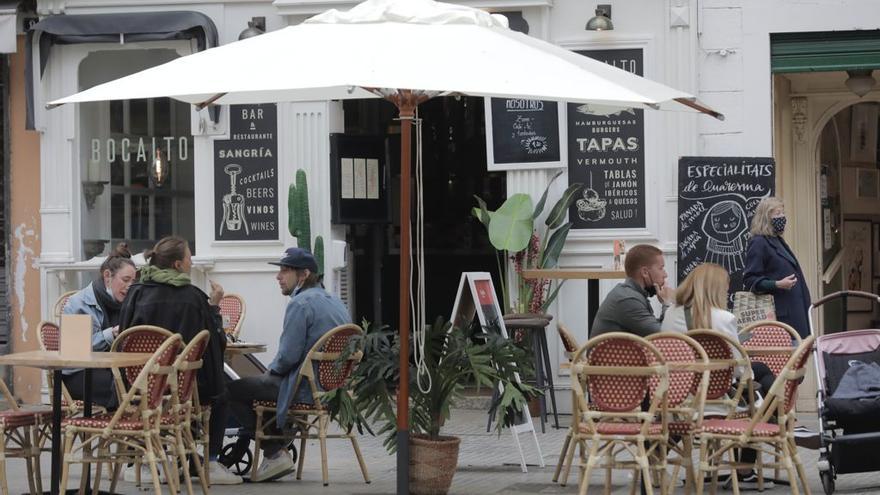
[325,318,536,495]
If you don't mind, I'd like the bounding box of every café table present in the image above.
[224,342,268,380]
[0,350,152,495]
[521,269,626,335]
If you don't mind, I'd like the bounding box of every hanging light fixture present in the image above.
[585,4,614,31]
[239,16,266,40]
[845,69,876,97]
[151,148,169,187]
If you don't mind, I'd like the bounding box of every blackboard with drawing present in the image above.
[677,157,776,301]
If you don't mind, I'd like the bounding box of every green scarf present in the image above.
[139,265,191,287]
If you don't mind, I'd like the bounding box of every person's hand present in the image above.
[209,280,224,306]
[655,284,674,305]
[112,325,120,337]
[775,274,797,290]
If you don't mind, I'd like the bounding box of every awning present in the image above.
[26,11,219,129]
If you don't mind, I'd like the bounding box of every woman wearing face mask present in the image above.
[743,196,812,338]
[117,236,240,484]
[62,242,136,409]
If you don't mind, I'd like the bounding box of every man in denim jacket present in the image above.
[225,248,350,482]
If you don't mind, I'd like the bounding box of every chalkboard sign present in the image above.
[485,98,562,170]
[214,104,279,241]
[677,157,776,300]
[567,48,645,230]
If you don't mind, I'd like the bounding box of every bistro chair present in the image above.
[687,329,753,419]
[218,293,246,339]
[645,332,710,495]
[552,322,582,486]
[58,334,183,495]
[568,332,669,495]
[739,320,801,481]
[252,323,369,486]
[696,335,815,495]
[36,321,104,418]
[145,330,211,495]
[0,378,48,495]
[52,291,77,323]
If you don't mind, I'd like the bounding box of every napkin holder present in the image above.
[60,314,93,359]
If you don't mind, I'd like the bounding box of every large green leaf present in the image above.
[488,194,534,252]
[541,222,572,269]
[472,195,491,226]
[544,183,584,229]
[532,170,563,219]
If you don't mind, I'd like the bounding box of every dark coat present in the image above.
[742,234,812,338]
[118,281,226,398]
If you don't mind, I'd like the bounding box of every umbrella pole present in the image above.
[394,91,417,495]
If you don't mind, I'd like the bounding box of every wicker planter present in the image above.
[409,434,461,495]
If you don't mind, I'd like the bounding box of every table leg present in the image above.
[587,279,600,336]
[537,331,559,429]
[51,370,62,495]
[82,370,93,492]
[531,330,546,434]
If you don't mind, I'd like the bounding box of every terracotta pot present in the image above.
[527,397,542,417]
[409,434,461,495]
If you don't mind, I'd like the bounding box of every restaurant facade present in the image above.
[5,0,880,410]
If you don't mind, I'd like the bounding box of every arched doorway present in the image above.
[816,102,880,334]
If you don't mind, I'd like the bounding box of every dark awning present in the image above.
[26,11,219,129]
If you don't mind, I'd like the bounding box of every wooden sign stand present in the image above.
[449,272,544,473]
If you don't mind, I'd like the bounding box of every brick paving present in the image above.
[6,409,880,494]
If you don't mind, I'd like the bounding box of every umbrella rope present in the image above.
[410,108,431,394]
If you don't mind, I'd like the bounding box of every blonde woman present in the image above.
[660,262,737,340]
[742,196,811,338]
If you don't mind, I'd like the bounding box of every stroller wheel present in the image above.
[220,440,254,476]
[820,470,834,495]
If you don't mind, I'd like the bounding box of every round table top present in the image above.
[0,350,153,369]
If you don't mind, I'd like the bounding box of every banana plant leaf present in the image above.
[544,183,584,229]
[487,193,534,252]
[531,170,563,220]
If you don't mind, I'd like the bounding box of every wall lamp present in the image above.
[586,5,613,31]
[239,16,266,40]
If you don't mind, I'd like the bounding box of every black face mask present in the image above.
[643,272,657,297]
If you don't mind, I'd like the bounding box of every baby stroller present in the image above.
[217,352,298,477]
[810,290,880,495]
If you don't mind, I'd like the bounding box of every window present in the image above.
[79,49,195,259]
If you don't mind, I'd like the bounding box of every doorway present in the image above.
[340,97,507,328]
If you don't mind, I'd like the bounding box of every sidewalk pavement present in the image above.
[6,409,880,494]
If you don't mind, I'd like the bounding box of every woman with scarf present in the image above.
[743,196,812,338]
[117,236,241,484]
[62,242,136,410]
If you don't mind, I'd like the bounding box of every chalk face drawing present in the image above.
[702,200,748,273]
[677,157,776,305]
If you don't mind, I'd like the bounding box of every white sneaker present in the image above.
[123,463,167,484]
[253,451,295,482]
[208,460,244,485]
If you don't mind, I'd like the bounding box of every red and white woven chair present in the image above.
[218,294,246,339]
[740,320,801,377]
[645,332,710,495]
[252,323,369,486]
[568,332,669,495]
[696,335,815,495]
[0,378,49,495]
[58,334,183,495]
[552,322,583,486]
[687,329,753,419]
[52,291,77,323]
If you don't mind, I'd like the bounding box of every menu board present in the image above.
[329,134,390,224]
[214,104,279,241]
[567,48,645,230]
[486,98,561,169]
[677,157,776,298]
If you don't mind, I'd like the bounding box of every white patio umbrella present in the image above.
[50,0,721,490]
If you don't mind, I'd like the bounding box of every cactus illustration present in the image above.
[287,169,325,275]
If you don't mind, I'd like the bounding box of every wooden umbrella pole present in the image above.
[386,89,430,495]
